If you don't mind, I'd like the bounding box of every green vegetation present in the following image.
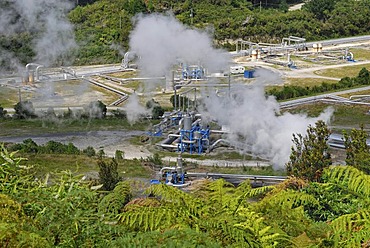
[343,125,370,174]
[315,64,370,78]
[351,48,370,60]
[3,0,370,66]
[282,77,338,88]
[14,100,36,119]
[146,99,165,119]
[286,120,331,182]
[66,0,370,64]
[268,67,370,100]
[285,103,369,130]
[0,105,6,119]
[2,119,370,247]
[0,87,18,107]
[0,117,150,137]
[4,138,152,178]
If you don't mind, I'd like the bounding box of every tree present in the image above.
[83,146,96,157]
[356,67,370,85]
[14,101,36,119]
[343,125,370,174]
[85,100,107,119]
[303,0,338,21]
[286,120,332,182]
[146,99,164,119]
[98,158,121,191]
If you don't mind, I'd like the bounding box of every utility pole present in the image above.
[260,1,262,12]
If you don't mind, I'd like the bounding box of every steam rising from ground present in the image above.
[129,14,229,77]
[0,0,76,73]
[200,86,333,169]
[128,13,333,167]
[124,94,150,124]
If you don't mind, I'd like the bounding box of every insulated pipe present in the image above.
[35,65,44,81]
[207,139,229,153]
[26,63,43,82]
[26,63,42,71]
[349,95,370,100]
[158,144,178,149]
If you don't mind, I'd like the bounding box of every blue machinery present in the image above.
[182,64,204,80]
[147,111,183,136]
[151,155,190,187]
[178,117,210,154]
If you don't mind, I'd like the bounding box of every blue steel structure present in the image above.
[182,64,204,80]
[147,111,182,136]
[178,123,210,154]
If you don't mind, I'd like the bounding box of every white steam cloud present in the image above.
[0,0,77,72]
[128,13,333,167]
[201,86,333,169]
[129,13,229,77]
[124,94,150,124]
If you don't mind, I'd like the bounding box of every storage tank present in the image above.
[313,43,318,53]
[183,115,192,131]
[251,50,257,61]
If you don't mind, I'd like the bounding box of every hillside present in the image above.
[1,0,370,69]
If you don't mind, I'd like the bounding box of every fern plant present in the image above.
[323,165,370,197]
[118,179,284,247]
[321,166,370,247]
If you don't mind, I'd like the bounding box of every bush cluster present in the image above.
[8,138,97,156]
[267,68,370,100]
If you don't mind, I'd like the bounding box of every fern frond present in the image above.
[248,185,275,198]
[324,166,370,197]
[207,179,236,210]
[118,206,191,231]
[258,189,319,211]
[330,209,370,247]
[146,183,207,219]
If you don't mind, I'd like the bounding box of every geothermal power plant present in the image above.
[1,14,370,185]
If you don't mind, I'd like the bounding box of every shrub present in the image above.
[98,159,121,191]
[83,146,96,157]
[14,101,36,119]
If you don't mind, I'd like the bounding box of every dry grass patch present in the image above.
[283,77,338,87]
[314,64,370,78]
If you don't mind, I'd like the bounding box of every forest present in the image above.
[1,121,370,247]
[1,0,370,66]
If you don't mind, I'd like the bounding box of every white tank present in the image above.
[251,50,257,61]
[184,116,192,131]
[313,43,318,52]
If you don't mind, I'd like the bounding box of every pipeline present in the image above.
[207,139,229,153]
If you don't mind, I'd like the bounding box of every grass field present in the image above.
[314,64,370,78]
[286,103,370,131]
[283,77,338,87]
[351,48,370,60]
[0,117,151,137]
[21,153,153,179]
[0,87,19,107]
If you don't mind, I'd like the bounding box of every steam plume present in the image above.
[200,86,333,169]
[129,13,229,77]
[0,0,77,73]
[124,93,150,124]
[127,13,334,166]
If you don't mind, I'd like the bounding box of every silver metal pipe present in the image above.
[35,65,44,81]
